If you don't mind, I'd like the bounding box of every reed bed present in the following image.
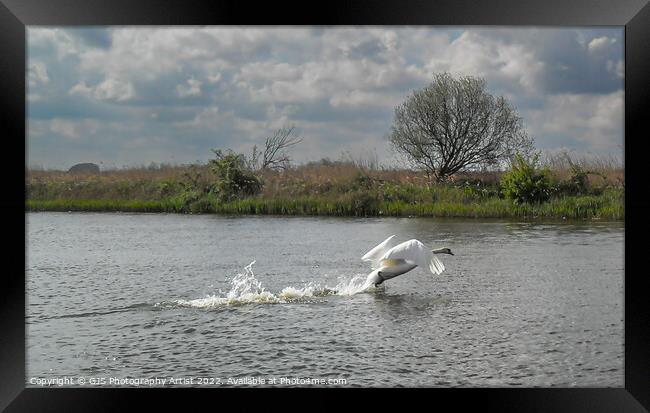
[26,159,624,220]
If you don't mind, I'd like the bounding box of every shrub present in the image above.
[209,149,263,201]
[555,163,590,196]
[458,179,502,200]
[501,154,552,204]
[346,191,380,216]
[568,163,589,194]
[188,197,215,213]
[353,172,376,190]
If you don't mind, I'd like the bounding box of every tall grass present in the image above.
[540,150,624,188]
[25,189,624,220]
[26,156,624,220]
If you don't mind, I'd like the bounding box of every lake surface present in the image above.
[26,212,624,387]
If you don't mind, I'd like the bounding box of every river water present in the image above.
[26,212,624,387]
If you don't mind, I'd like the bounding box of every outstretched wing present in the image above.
[381,239,445,275]
[361,235,397,269]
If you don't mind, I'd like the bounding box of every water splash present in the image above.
[226,260,270,300]
[174,261,377,309]
[334,273,377,296]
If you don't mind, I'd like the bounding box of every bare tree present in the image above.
[261,126,303,170]
[389,72,535,182]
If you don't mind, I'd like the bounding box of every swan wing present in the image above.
[361,235,397,268]
[381,239,445,275]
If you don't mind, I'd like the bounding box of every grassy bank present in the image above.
[25,192,624,219]
[26,161,624,220]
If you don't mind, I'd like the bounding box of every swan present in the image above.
[361,235,453,288]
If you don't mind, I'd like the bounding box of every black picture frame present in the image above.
[3,0,649,411]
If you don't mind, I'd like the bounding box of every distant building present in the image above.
[68,163,100,175]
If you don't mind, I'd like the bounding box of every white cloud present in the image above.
[68,81,94,97]
[49,118,82,140]
[382,31,398,51]
[176,78,202,98]
[238,57,427,110]
[74,28,310,84]
[27,27,625,168]
[424,30,546,94]
[28,61,49,87]
[525,91,623,152]
[607,60,624,78]
[27,61,51,101]
[69,78,135,102]
[178,106,220,129]
[329,90,403,109]
[28,28,81,61]
[588,36,616,54]
[28,121,48,138]
[94,77,135,101]
[206,72,222,84]
[123,136,166,149]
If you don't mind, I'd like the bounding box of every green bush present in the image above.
[555,163,590,196]
[501,154,552,204]
[458,179,502,200]
[209,149,263,201]
[568,163,589,194]
[352,172,376,190]
[345,191,380,216]
[188,197,215,213]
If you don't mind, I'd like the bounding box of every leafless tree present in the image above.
[261,126,303,170]
[389,72,535,182]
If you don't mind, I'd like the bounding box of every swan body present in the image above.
[361,235,453,287]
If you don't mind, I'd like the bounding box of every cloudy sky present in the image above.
[27,26,624,170]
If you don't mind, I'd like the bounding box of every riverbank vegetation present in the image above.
[26,152,624,220]
[26,73,624,220]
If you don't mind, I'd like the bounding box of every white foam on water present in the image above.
[333,273,378,296]
[174,261,376,309]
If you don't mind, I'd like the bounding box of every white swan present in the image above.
[361,235,453,288]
